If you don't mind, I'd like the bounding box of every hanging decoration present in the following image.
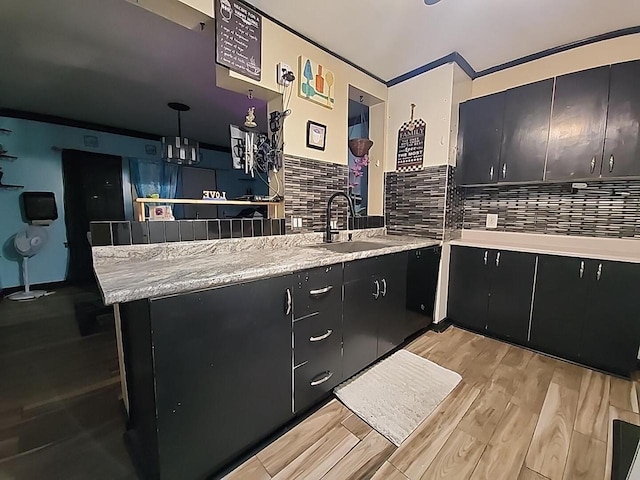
[396,103,426,171]
[348,96,373,189]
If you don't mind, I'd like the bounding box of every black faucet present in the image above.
[325,192,355,243]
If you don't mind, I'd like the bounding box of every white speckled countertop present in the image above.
[92,228,440,305]
[450,230,640,263]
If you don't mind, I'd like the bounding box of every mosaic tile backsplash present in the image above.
[385,165,455,240]
[284,155,351,233]
[463,180,640,239]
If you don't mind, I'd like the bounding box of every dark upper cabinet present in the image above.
[149,275,293,480]
[529,255,587,361]
[500,79,553,182]
[546,66,611,181]
[457,92,506,185]
[603,60,640,178]
[485,250,536,344]
[448,246,492,332]
[580,260,640,376]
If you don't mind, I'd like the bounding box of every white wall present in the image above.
[386,64,456,170]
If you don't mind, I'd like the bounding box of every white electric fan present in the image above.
[7,226,50,301]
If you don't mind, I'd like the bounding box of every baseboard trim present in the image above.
[1,280,70,296]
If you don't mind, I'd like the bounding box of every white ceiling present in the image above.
[0,0,266,147]
[246,0,640,81]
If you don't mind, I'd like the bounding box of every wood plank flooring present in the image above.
[227,326,639,480]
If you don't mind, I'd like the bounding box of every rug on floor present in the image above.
[334,349,462,446]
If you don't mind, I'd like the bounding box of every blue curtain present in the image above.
[129,159,180,216]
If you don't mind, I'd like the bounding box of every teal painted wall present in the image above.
[0,116,258,289]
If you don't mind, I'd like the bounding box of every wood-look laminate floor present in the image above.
[227,326,640,480]
[0,285,135,480]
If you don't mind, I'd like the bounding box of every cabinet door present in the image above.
[603,60,640,178]
[343,259,380,380]
[500,79,553,183]
[406,247,441,323]
[581,261,640,376]
[448,246,492,332]
[457,92,506,185]
[546,66,611,181]
[529,255,588,360]
[486,251,537,344]
[150,276,293,480]
[376,253,409,357]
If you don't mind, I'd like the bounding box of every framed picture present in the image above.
[306,121,327,151]
[298,56,335,109]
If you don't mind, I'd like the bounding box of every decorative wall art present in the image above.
[396,104,426,171]
[306,121,327,151]
[298,56,335,109]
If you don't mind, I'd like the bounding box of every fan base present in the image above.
[6,290,48,301]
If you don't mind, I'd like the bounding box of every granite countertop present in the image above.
[450,230,640,264]
[93,229,440,305]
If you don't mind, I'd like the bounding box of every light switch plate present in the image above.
[486,214,498,229]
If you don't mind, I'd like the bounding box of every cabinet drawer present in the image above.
[293,264,342,319]
[294,309,342,366]
[294,353,342,413]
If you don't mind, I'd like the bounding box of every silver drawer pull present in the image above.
[373,280,380,299]
[609,155,615,173]
[596,263,603,281]
[590,156,596,174]
[310,371,333,387]
[489,166,494,180]
[309,285,333,296]
[381,278,387,297]
[285,288,292,315]
[579,261,585,278]
[484,250,488,265]
[502,163,507,178]
[310,329,333,342]
[496,252,501,267]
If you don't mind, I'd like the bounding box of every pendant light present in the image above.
[162,102,200,165]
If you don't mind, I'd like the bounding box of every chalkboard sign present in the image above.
[215,0,262,81]
[396,118,426,171]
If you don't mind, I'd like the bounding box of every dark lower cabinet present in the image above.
[485,250,537,343]
[406,247,442,325]
[343,252,409,379]
[121,275,294,480]
[529,255,587,361]
[580,260,640,376]
[448,246,492,332]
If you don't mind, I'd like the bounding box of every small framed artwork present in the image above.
[306,121,327,151]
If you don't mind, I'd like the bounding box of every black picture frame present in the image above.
[306,121,327,151]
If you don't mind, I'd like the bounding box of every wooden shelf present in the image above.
[0,184,24,190]
[0,154,17,160]
[134,197,281,221]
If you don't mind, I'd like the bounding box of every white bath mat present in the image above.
[334,349,462,446]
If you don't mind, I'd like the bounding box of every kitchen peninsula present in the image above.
[92,228,442,480]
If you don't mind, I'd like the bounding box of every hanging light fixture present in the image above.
[162,102,200,165]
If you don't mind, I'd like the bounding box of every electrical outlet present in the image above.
[486,214,498,229]
[277,62,293,86]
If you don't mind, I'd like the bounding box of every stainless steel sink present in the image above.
[309,241,393,254]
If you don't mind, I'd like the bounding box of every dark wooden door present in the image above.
[406,247,441,329]
[500,79,553,182]
[150,275,293,480]
[448,246,492,332]
[603,60,640,178]
[376,253,409,357]
[529,255,588,361]
[546,66,611,181]
[581,261,640,376]
[486,250,537,344]
[343,258,380,379]
[457,92,506,185]
[62,150,124,283]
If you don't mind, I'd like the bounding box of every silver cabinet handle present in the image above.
[609,155,615,173]
[310,371,333,387]
[309,285,333,296]
[310,329,333,342]
[597,263,602,281]
[381,278,387,297]
[285,288,292,315]
[590,156,596,174]
[579,261,585,278]
[484,251,488,265]
[489,166,494,180]
[373,280,380,300]
[496,252,501,267]
[502,163,507,179]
